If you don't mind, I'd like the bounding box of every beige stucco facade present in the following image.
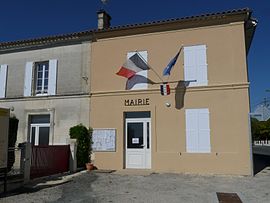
[90,19,253,175]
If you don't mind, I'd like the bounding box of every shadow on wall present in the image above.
[175,81,190,110]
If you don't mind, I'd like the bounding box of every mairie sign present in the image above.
[125,98,150,106]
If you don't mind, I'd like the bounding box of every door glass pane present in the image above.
[39,127,50,146]
[147,122,149,149]
[31,126,36,145]
[127,122,143,148]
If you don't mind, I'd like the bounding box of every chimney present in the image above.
[97,10,111,29]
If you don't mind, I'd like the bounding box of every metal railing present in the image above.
[7,146,24,176]
[254,140,270,146]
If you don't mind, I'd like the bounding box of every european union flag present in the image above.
[162,51,180,76]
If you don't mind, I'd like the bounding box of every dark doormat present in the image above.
[216,192,242,203]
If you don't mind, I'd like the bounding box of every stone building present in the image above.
[0,33,92,145]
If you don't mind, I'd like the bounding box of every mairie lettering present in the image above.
[125,98,150,106]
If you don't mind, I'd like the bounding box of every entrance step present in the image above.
[113,169,154,176]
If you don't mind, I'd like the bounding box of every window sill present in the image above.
[35,93,48,96]
[185,151,211,154]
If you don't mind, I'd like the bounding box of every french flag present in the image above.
[116,53,149,79]
[160,83,170,96]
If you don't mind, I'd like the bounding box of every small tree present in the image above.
[69,124,93,167]
[251,118,270,140]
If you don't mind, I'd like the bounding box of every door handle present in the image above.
[140,144,145,147]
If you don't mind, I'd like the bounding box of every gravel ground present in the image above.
[1,167,270,203]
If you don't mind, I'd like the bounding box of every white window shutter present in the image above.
[24,62,33,97]
[184,47,197,87]
[198,109,211,152]
[127,51,148,90]
[48,59,58,95]
[184,45,208,86]
[185,109,198,152]
[0,64,8,98]
[185,108,211,153]
[196,45,208,86]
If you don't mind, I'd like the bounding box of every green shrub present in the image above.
[88,127,93,159]
[251,118,270,140]
[69,124,93,167]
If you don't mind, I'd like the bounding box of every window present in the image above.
[185,108,211,153]
[30,115,50,146]
[34,61,49,95]
[127,51,148,90]
[0,64,8,98]
[24,59,57,96]
[184,45,208,86]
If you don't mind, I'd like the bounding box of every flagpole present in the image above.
[136,51,164,83]
[152,79,196,85]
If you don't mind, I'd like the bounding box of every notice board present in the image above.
[92,128,116,152]
[0,108,9,168]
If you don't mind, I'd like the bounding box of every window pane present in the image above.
[37,79,42,86]
[127,122,143,149]
[45,64,49,71]
[31,115,50,124]
[38,66,43,72]
[31,127,36,145]
[44,79,48,86]
[125,111,151,118]
[35,61,49,95]
[36,87,42,92]
[39,127,50,146]
[147,122,149,149]
[38,72,43,78]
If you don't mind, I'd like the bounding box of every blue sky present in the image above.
[0,0,269,110]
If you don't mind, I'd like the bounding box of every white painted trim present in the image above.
[30,123,50,146]
[0,64,8,98]
[48,59,58,95]
[26,109,55,145]
[24,62,33,97]
[125,118,151,169]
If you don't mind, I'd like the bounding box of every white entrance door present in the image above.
[30,124,50,146]
[125,118,151,169]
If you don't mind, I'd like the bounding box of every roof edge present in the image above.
[0,8,252,52]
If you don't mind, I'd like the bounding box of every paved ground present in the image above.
[1,167,270,203]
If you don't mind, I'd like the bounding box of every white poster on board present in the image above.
[0,108,9,168]
[92,129,116,152]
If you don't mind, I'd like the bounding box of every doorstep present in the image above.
[113,169,155,176]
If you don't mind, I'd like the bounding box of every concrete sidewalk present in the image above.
[1,167,270,203]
